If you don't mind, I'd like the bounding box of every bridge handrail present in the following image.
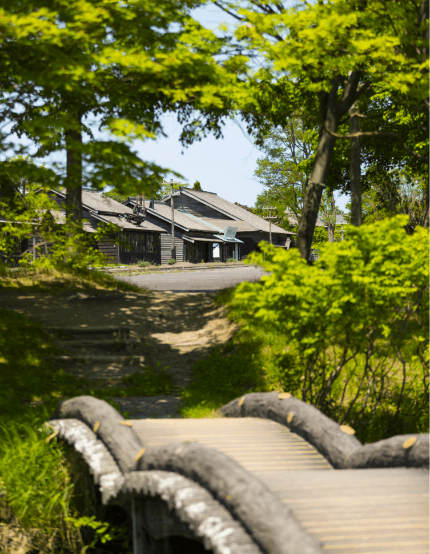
[220,392,429,469]
[48,396,324,554]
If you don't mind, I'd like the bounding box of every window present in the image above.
[121,232,160,253]
[146,234,153,253]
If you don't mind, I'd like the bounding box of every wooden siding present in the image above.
[169,194,236,221]
[98,238,118,263]
[145,213,185,264]
[119,231,161,265]
[161,232,184,264]
[239,236,258,260]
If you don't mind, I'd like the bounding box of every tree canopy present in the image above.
[214,0,429,258]
[0,0,239,222]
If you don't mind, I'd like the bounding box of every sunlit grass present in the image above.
[0,266,143,293]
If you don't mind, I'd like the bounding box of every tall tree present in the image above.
[214,0,429,259]
[349,103,362,226]
[253,121,313,222]
[215,0,376,259]
[0,0,236,225]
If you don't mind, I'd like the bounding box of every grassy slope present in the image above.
[180,289,429,444]
[0,266,142,293]
[0,268,168,553]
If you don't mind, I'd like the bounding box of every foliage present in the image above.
[0,309,131,552]
[0,185,117,270]
[193,181,203,190]
[226,258,237,263]
[118,367,174,396]
[102,189,130,204]
[158,181,191,199]
[167,258,176,265]
[253,122,313,222]
[0,420,83,552]
[180,334,268,418]
[0,419,131,554]
[0,304,175,552]
[0,0,240,204]
[357,168,427,232]
[253,122,347,233]
[225,216,429,441]
[0,266,142,293]
[137,260,151,268]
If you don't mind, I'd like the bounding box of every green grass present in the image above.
[0,266,143,293]
[0,307,170,552]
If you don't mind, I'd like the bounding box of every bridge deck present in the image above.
[130,417,429,554]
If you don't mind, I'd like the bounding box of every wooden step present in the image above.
[48,355,145,363]
[46,326,131,336]
[54,339,140,348]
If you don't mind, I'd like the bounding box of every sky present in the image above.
[130,3,349,211]
[129,3,267,209]
[132,115,265,208]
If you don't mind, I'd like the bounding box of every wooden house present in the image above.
[125,188,294,263]
[124,198,235,264]
[49,190,167,264]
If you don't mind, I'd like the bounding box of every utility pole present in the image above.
[162,178,181,260]
[170,180,175,260]
[262,207,277,245]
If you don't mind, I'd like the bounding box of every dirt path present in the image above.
[0,289,238,417]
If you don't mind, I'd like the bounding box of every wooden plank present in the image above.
[129,418,429,553]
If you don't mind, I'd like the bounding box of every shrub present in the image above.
[0,185,117,270]
[226,257,236,263]
[137,260,151,267]
[228,216,429,442]
[167,258,176,265]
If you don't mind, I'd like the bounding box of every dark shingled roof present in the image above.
[49,190,167,233]
[177,189,294,235]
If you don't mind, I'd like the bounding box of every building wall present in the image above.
[238,236,259,260]
[119,231,161,264]
[145,214,185,263]
[98,238,119,263]
[168,194,236,221]
[160,232,184,263]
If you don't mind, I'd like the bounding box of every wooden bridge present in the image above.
[47,393,429,554]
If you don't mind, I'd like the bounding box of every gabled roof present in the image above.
[49,190,166,233]
[128,199,221,233]
[199,217,257,233]
[175,189,293,235]
[82,190,132,214]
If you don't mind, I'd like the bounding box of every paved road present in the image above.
[115,266,268,292]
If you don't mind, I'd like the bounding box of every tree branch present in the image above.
[321,124,429,162]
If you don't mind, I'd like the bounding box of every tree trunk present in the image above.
[297,129,336,259]
[65,117,83,226]
[298,72,361,260]
[327,190,336,243]
[350,105,362,226]
[420,0,430,229]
